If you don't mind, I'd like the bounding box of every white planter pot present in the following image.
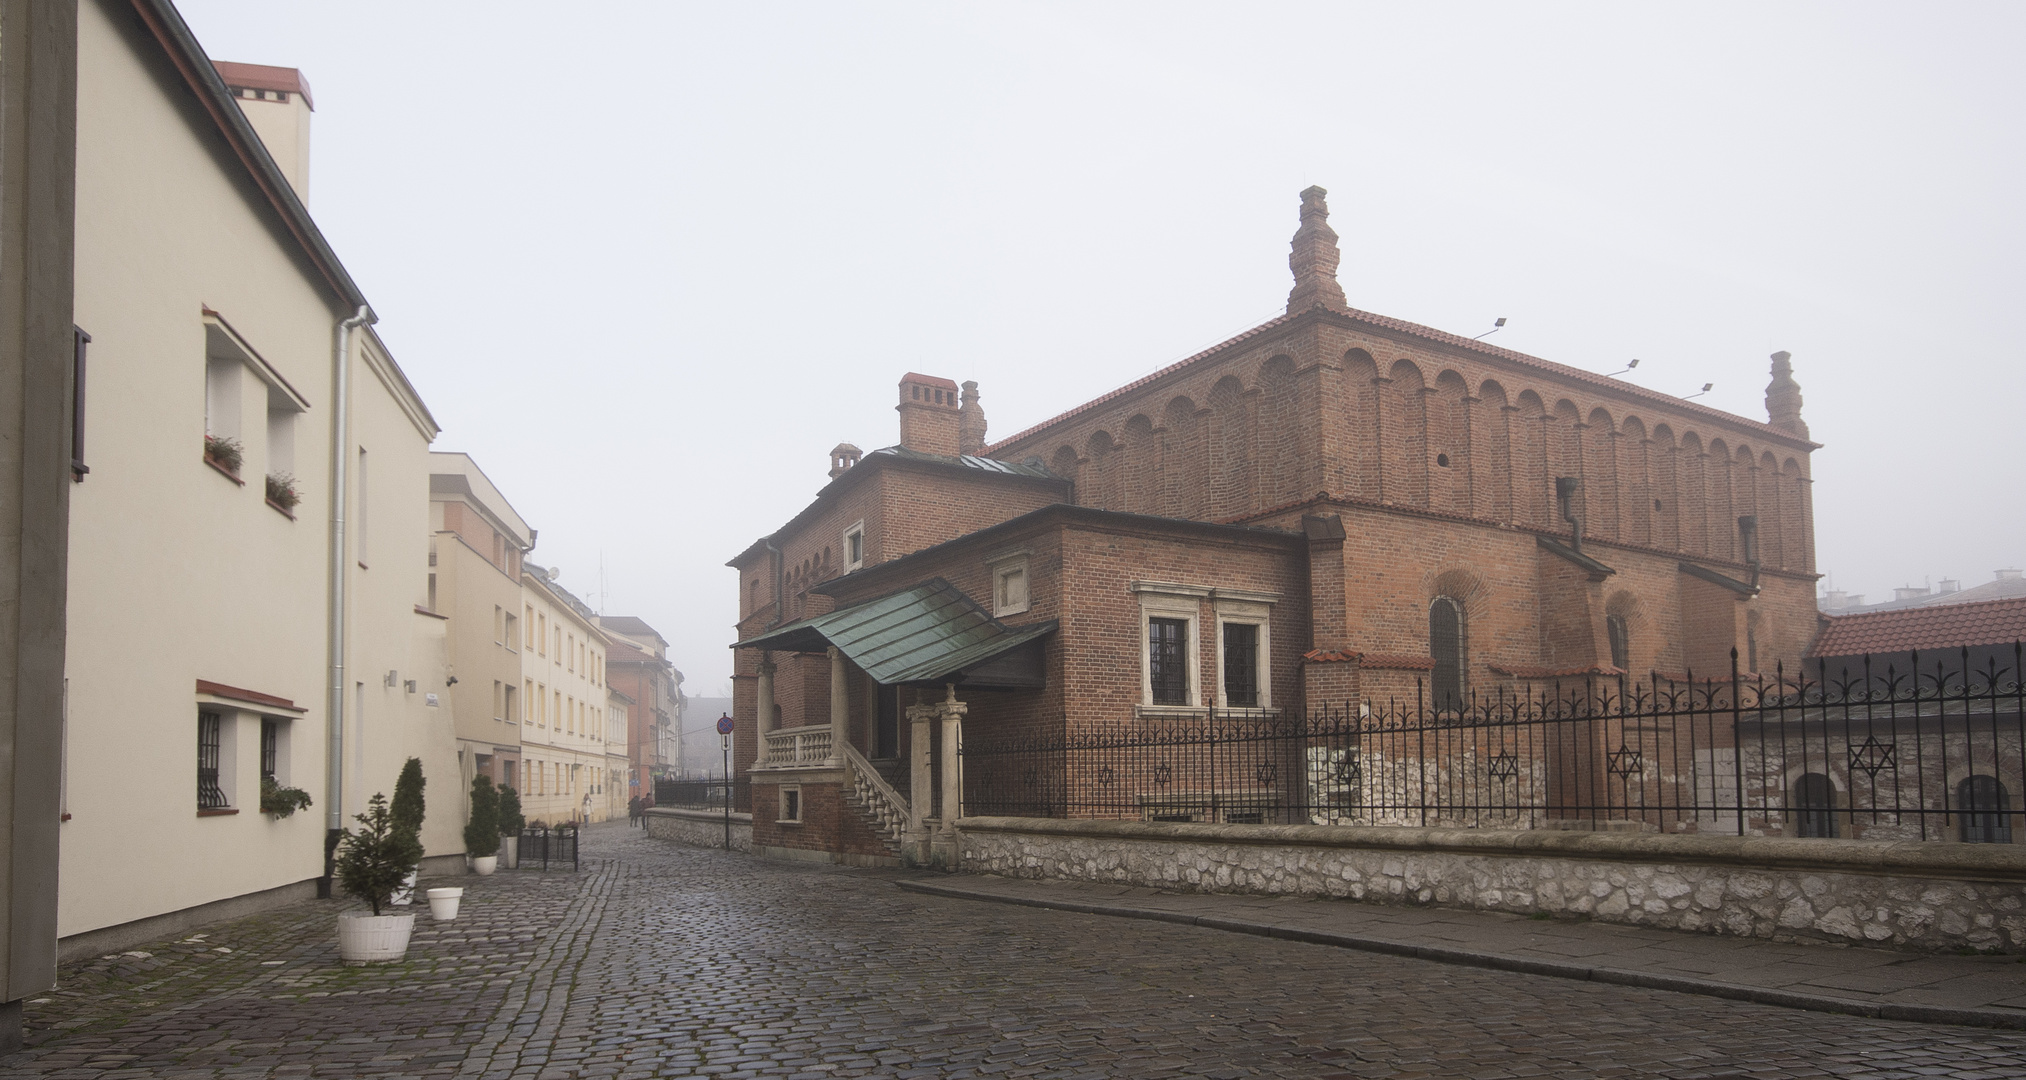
[336,912,415,963]
[470,854,497,876]
[391,869,419,906]
[425,887,463,921]
[500,835,519,870]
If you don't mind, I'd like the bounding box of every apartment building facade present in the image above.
[520,567,614,824]
[59,0,454,952]
[429,453,534,798]
[598,616,684,797]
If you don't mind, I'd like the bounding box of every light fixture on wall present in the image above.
[404,679,417,693]
[1684,382,1714,400]
[384,670,397,687]
[1606,358,1640,377]
[1470,317,1507,341]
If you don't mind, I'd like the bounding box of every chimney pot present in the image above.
[896,373,962,457]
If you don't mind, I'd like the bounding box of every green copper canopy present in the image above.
[733,579,1053,689]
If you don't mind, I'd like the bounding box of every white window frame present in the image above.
[1132,582,1208,711]
[1213,597,1273,710]
[842,521,866,572]
[779,784,802,824]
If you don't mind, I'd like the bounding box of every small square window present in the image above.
[780,786,802,823]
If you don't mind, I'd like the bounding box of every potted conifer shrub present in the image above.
[334,793,419,963]
[465,775,500,875]
[497,785,525,869]
[389,758,426,904]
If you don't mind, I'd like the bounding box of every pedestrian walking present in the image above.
[628,795,642,827]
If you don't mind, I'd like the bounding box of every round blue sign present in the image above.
[716,714,735,736]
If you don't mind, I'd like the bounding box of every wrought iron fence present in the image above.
[962,646,2026,841]
[653,778,751,814]
[519,823,579,870]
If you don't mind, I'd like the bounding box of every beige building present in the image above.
[606,689,634,820]
[60,0,454,953]
[520,568,615,825]
[429,453,534,800]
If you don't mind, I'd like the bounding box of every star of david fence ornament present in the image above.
[1607,744,1643,778]
[1096,766,1116,786]
[1153,764,1173,786]
[1021,768,1038,788]
[1254,763,1277,786]
[1487,751,1520,780]
[1333,755,1361,786]
[1848,736,1896,779]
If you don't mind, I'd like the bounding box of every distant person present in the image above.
[628,795,642,827]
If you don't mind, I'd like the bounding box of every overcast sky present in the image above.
[174,1,2025,697]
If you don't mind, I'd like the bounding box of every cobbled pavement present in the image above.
[7,823,2026,1078]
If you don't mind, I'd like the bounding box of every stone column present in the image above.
[906,693,937,864]
[754,658,776,762]
[932,683,968,869]
[827,646,848,764]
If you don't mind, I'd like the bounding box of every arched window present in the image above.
[1606,614,1629,671]
[1959,775,2013,844]
[1793,773,1836,838]
[1430,598,1465,711]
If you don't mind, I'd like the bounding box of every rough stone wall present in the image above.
[644,808,752,853]
[959,820,2026,953]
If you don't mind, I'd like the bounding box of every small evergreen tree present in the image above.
[497,785,525,837]
[464,774,500,858]
[335,794,414,916]
[390,757,426,867]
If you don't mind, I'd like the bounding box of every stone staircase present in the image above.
[841,744,910,856]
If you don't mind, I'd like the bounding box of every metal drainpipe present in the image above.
[323,305,376,891]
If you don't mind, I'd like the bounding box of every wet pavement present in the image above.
[10,822,2026,1078]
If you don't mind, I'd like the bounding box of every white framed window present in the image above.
[843,521,866,572]
[1214,598,1272,710]
[1132,582,1208,709]
[779,785,802,823]
[993,558,1030,617]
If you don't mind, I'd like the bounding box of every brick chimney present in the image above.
[828,443,862,479]
[1286,185,1348,315]
[897,373,961,457]
[958,380,987,456]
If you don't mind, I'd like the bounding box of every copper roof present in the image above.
[1810,596,2026,658]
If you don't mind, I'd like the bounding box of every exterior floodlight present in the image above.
[1684,382,1714,400]
[1470,317,1508,341]
[1606,358,1641,378]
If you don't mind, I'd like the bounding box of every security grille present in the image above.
[198,711,228,809]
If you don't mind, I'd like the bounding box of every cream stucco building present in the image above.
[61,0,455,954]
[429,453,534,802]
[520,568,615,825]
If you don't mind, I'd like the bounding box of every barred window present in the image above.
[1793,773,1836,838]
[260,718,278,783]
[1222,622,1260,708]
[198,711,228,809]
[1607,615,1629,671]
[1149,617,1189,706]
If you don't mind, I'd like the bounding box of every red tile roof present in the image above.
[1811,596,2026,658]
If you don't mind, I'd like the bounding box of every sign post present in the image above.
[717,713,735,851]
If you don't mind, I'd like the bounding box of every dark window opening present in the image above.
[72,326,90,480]
[1149,617,1188,706]
[1793,773,1836,838]
[1430,599,1464,710]
[1960,775,2013,844]
[1435,453,1450,468]
[1223,622,1260,708]
[1607,614,1629,671]
[1653,498,1663,512]
[1225,812,1264,825]
[781,788,801,822]
[198,711,228,809]
[260,718,278,783]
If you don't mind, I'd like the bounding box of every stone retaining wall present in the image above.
[957,816,2026,952]
[645,807,752,853]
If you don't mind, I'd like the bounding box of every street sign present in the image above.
[716,714,734,736]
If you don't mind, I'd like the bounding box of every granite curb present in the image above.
[895,876,2026,1031]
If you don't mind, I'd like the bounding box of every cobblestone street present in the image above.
[9,823,2026,1079]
